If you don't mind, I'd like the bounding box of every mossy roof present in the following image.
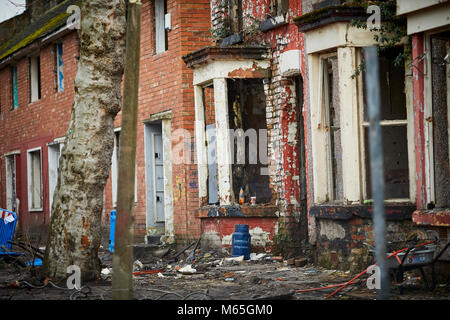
[0,0,80,62]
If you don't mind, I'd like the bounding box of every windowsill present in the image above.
[29,99,41,105]
[310,203,416,221]
[260,15,288,32]
[412,209,450,227]
[197,204,278,218]
[29,208,43,213]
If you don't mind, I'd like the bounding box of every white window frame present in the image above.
[48,140,64,216]
[319,53,342,202]
[27,147,43,212]
[423,31,450,206]
[155,0,167,54]
[5,151,19,212]
[356,47,416,203]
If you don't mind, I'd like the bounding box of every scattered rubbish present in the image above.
[157,272,165,278]
[295,258,308,268]
[250,253,266,261]
[133,260,144,271]
[277,267,290,272]
[187,237,202,262]
[203,253,212,259]
[223,271,235,279]
[304,269,317,275]
[169,241,196,260]
[271,256,283,261]
[101,268,111,275]
[225,255,244,264]
[25,258,43,267]
[178,264,197,274]
[225,278,235,282]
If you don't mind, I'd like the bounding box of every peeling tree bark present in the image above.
[43,0,127,280]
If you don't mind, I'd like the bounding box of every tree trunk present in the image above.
[43,0,127,280]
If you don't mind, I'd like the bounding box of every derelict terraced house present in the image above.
[0,0,213,246]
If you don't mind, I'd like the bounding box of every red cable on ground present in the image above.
[296,279,364,293]
[132,269,165,276]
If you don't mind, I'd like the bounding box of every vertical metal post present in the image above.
[112,0,142,300]
[364,46,390,300]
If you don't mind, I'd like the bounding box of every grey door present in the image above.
[145,123,165,229]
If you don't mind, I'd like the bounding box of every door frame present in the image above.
[144,116,174,243]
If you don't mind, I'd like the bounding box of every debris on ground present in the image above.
[0,242,448,300]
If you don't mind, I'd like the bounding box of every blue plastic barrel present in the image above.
[109,210,116,253]
[231,224,251,260]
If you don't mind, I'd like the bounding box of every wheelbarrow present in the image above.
[366,234,450,293]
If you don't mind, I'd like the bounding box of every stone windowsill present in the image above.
[310,203,416,221]
[260,15,288,33]
[197,205,278,218]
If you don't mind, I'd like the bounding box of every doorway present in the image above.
[145,122,166,240]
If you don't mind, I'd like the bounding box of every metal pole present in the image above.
[112,0,142,300]
[364,46,390,300]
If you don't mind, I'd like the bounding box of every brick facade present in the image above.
[0,0,212,245]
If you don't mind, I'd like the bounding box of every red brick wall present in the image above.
[201,217,277,251]
[0,31,79,235]
[102,0,213,243]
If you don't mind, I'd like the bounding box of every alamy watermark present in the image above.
[366,265,381,290]
[367,5,381,30]
[66,265,81,290]
[67,5,81,30]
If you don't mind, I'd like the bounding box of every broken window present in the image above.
[155,0,168,54]
[271,0,289,17]
[430,34,450,208]
[29,55,41,103]
[363,47,410,200]
[227,79,271,204]
[320,55,343,202]
[55,43,64,92]
[27,148,43,211]
[228,0,243,34]
[11,66,18,110]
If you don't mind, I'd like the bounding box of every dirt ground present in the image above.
[0,245,449,301]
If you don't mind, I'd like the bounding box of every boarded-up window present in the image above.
[27,149,43,210]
